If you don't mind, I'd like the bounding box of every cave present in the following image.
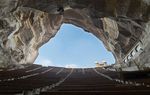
[0,0,150,70]
[0,0,150,95]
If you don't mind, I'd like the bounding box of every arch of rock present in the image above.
[0,0,150,71]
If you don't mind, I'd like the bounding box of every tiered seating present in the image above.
[0,65,72,95]
[95,67,120,79]
[40,68,150,95]
[96,67,150,85]
[0,65,150,95]
[120,70,150,85]
[0,64,42,80]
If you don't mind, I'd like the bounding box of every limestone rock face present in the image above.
[0,0,149,70]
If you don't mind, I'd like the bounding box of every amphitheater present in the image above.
[0,0,150,95]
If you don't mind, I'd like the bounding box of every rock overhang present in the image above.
[0,0,149,71]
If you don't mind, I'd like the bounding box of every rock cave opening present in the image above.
[0,0,150,95]
[0,0,149,71]
[34,23,115,68]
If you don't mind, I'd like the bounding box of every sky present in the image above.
[34,24,115,68]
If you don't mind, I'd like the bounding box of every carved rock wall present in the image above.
[0,0,149,70]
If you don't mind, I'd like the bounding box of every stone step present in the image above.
[40,90,150,95]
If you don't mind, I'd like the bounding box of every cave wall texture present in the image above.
[0,0,150,71]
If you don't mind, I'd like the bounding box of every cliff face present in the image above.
[0,0,149,70]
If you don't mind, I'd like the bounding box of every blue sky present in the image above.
[34,24,115,68]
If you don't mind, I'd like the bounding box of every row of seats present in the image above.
[0,64,150,95]
[0,64,72,95]
[40,68,150,95]
[0,64,42,80]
